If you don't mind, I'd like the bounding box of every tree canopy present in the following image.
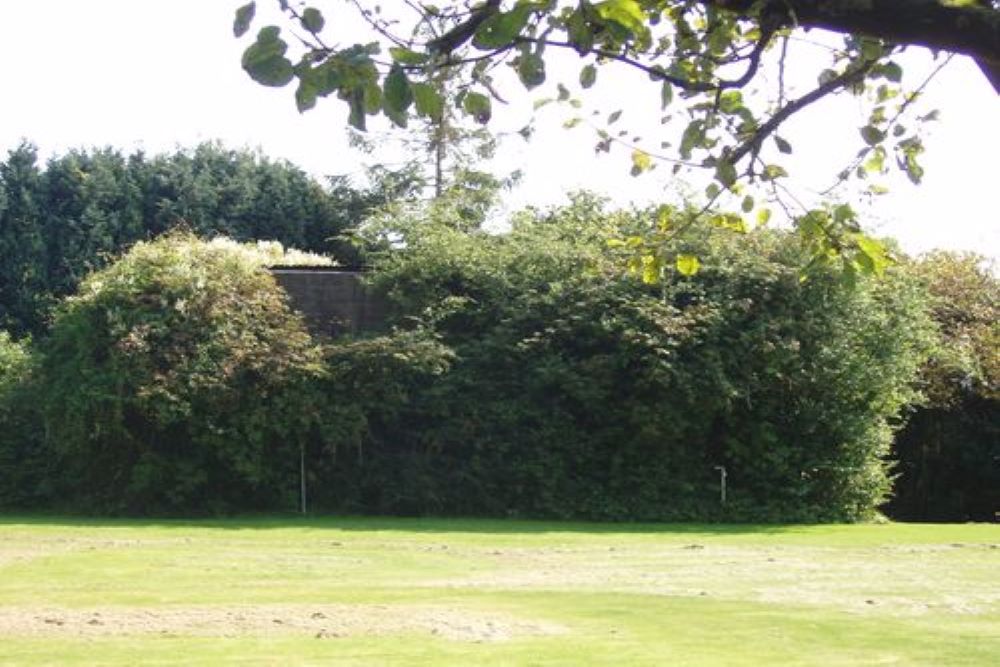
[0,142,398,337]
[887,252,998,521]
[234,0,998,275]
[236,2,996,185]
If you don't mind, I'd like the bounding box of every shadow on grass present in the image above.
[0,512,819,536]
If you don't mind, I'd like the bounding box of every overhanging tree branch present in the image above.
[728,58,878,167]
[524,24,773,93]
[707,0,1000,90]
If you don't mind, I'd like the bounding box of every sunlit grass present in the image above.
[0,516,996,665]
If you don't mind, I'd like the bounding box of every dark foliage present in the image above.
[0,193,947,521]
[883,252,999,522]
[307,196,933,521]
[20,234,325,514]
[0,142,394,338]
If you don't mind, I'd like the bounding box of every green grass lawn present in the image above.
[0,517,996,665]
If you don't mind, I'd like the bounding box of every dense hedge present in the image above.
[317,197,934,521]
[0,199,940,520]
[0,332,46,508]
[885,252,999,521]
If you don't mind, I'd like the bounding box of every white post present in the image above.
[714,465,727,505]
[300,442,308,515]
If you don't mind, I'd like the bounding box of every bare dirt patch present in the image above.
[0,604,566,642]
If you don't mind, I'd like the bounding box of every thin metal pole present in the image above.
[714,465,727,505]
[300,443,307,515]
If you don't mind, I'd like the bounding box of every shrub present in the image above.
[36,233,325,514]
[885,252,999,521]
[0,331,48,508]
[335,197,935,521]
[0,331,30,394]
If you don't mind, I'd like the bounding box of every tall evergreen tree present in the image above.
[0,142,399,336]
[0,144,48,336]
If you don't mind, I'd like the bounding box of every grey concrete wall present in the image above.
[270,269,388,338]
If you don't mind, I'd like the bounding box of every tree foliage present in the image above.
[0,146,47,335]
[886,252,999,521]
[29,233,327,514]
[0,142,395,338]
[323,195,934,520]
[234,1,999,272]
[0,193,937,520]
[0,332,46,508]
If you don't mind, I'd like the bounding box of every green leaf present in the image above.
[854,234,891,277]
[295,78,318,112]
[363,82,381,114]
[714,159,737,189]
[679,120,704,159]
[876,84,897,103]
[676,254,701,276]
[300,7,324,33]
[660,81,673,110]
[718,90,743,114]
[516,52,546,89]
[741,195,754,213]
[711,213,748,233]
[309,61,342,96]
[348,88,366,130]
[608,110,623,124]
[859,38,884,61]
[630,149,652,176]
[896,135,925,185]
[411,82,444,120]
[241,27,294,87]
[707,24,733,55]
[383,65,413,127]
[566,9,595,54]
[580,64,597,88]
[882,61,903,83]
[473,6,532,49]
[762,164,788,181]
[756,208,772,226]
[389,47,429,66]
[903,153,924,184]
[860,125,886,146]
[594,0,647,39]
[233,2,256,38]
[462,91,492,123]
[833,203,856,224]
[774,136,792,154]
[656,205,672,231]
[863,146,885,174]
[641,254,660,284]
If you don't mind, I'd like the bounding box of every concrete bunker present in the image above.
[270,267,388,338]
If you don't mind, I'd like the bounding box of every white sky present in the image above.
[1,0,997,258]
